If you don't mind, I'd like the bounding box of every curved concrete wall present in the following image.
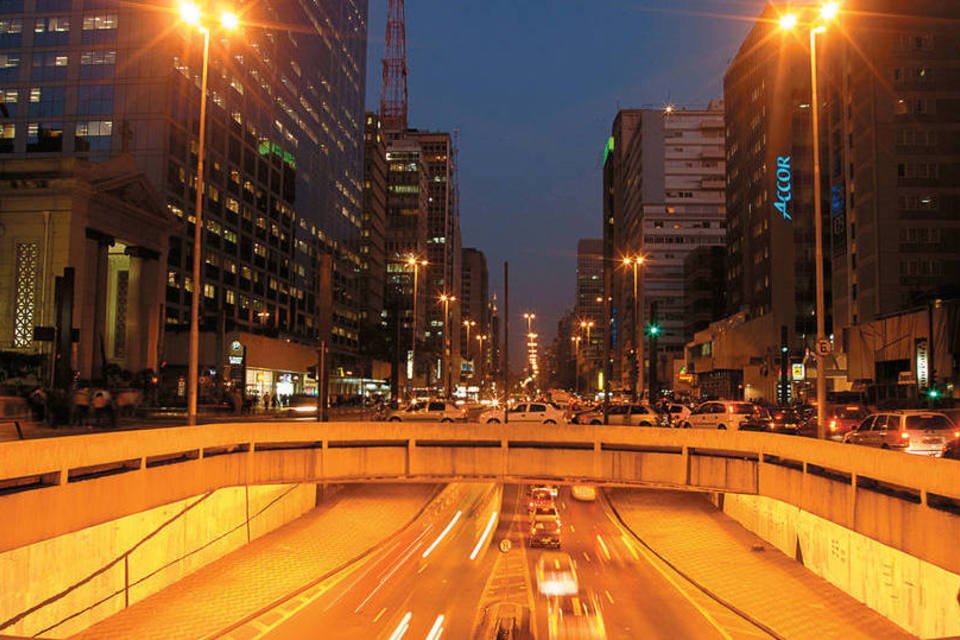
[1,422,958,575]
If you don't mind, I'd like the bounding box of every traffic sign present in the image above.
[815,339,832,357]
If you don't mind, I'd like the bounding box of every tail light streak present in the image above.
[422,510,463,559]
[387,611,412,640]
[425,614,446,640]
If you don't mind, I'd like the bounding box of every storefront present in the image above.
[223,332,319,404]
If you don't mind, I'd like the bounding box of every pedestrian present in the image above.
[263,393,270,411]
[271,394,278,410]
[72,388,90,426]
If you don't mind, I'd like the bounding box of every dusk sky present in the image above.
[364,0,767,356]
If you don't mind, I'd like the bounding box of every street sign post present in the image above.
[815,338,832,357]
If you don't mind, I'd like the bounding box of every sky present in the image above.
[364,0,767,359]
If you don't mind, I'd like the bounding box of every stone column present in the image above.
[81,228,113,381]
[124,246,160,373]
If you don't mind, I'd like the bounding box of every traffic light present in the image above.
[646,323,661,338]
[927,387,942,400]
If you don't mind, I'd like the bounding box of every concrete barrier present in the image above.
[1,422,958,576]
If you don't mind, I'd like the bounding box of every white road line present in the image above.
[373,607,388,623]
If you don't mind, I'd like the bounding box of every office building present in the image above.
[576,238,604,390]
[0,0,369,399]
[683,245,726,343]
[460,247,488,383]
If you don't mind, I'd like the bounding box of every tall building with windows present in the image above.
[604,103,726,393]
[0,0,368,397]
[360,112,387,372]
[460,247,487,384]
[822,0,960,334]
[576,238,604,390]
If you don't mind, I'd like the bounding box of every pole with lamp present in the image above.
[523,312,535,379]
[779,1,839,438]
[623,256,644,401]
[579,320,594,392]
[181,1,237,426]
[571,334,582,395]
[405,255,427,401]
[476,333,487,398]
[439,293,456,397]
[463,319,476,381]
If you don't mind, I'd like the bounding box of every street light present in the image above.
[462,319,476,383]
[780,2,840,438]
[579,320,594,392]
[405,255,427,400]
[622,255,645,401]
[571,335,582,394]
[182,0,238,426]
[439,293,456,397]
[476,334,488,397]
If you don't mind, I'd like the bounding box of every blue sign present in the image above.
[773,156,792,220]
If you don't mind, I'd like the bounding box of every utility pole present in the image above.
[503,261,509,424]
[648,301,659,401]
[780,325,789,405]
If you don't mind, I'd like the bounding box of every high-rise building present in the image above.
[724,4,830,355]
[683,245,726,343]
[460,247,488,383]
[823,0,960,335]
[360,112,387,371]
[604,103,726,394]
[408,130,460,389]
[0,0,368,398]
[576,238,604,391]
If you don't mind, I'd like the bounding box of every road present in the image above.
[257,483,756,639]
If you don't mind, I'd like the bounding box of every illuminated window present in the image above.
[13,242,39,347]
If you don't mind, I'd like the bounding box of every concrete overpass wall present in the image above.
[722,493,960,639]
[1,422,958,574]
[0,483,314,638]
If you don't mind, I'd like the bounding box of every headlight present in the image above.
[292,405,316,413]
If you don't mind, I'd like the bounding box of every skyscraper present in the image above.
[576,238,604,391]
[460,247,488,384]
[0,0,368,397]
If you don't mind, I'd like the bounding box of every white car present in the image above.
[573,403,658,426]
[385,401,466,422]
[478,402,565,424]
[683,401,759,431]
[571,485,597,501]
[536,552,579,596]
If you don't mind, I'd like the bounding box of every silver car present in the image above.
[384,400,466,423]
[843,410,955,456]
[574,403,658,426]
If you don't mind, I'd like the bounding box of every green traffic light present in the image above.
[647,324,661,337]
[928,388,941,400]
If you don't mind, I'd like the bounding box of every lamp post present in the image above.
[780,2,839,438]
[623,256,645,401]
[523,312,535,378]
[476,334,488,397]
[439,293,456,397]
[181,1,237,426]
[572,335,582,395]
[462,319,476,383]
[405,255,427,401]
[579,320,594,391]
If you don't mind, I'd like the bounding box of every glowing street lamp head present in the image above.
[820,2,840,21]
[180,0,202,26]
[779,13,798,30]
[220,9,239,30]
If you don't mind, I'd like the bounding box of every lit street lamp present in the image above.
[462,319,476,382]
[571,335,582,394]
[439,293,456,397]
[780,1,840,438]
[622,255,645,401]
[406,255,427,400]
[476,334,488,396]
[182,0,238,426]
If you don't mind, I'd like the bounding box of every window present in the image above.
[0,87,17,117]
[0,122,13,152]
[0,18,23,46]
[77,85,113,115]
[75,120,112,152]
[203,283,215,299]
[13,242,39,347]
[31,52,68,81]
[80,49,116,79]
[33,16,69,44]
[0,54,20,82]
[28,86,65,117]
[27,122,64,151]
[81,13,117,42]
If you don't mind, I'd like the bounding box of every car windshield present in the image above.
[532,519,560,533]
[904,414,951,430]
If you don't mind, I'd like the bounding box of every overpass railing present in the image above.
[1,422,958,573]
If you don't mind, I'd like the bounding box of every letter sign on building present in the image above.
[915,338,929,389]
[773,156,792,221]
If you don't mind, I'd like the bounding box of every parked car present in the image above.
[572,403,657,426]
[683,401,761,431]
[843,410,956,456]
[478,402,565,424]
[658,403,691,428]
[826,405,869,439]
[384,400,466,422]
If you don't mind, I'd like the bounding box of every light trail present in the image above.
[596,534,611,561]
[469,510,499,560]
[387,611,412,640]
[425,614,446,640]
[421,510,462,559]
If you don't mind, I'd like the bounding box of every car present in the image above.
[283,394,319,416]
[683,400,761,431]
[843,410,956,456]
[529,515,562,548]
[942,436,960,460]
[530,504,560,521]
[571,485,597,501]
[658,403,691,427]
[572,403,658,426]
[547,591,607,640]
[384,400,466,422]
[528,487,556,513]
[826,405,869,439]
[766,407,804,434]
[536,551,579,597]
[478,402,565,424]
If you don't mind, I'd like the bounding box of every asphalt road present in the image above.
[256,483,749,640]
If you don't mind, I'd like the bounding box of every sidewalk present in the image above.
[71,484,439,640]
[606,489,914,640]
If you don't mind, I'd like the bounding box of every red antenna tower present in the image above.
[380,0,408,133]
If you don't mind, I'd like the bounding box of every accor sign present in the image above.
[773,155,792,221]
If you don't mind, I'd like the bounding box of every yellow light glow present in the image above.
[820,2,839,20]
[180,0,202,26]
[779,13,798,30]
[220,10,239,30]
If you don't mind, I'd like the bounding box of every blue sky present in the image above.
[364,0,765,355]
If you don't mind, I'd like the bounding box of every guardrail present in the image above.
[1,422,958,573]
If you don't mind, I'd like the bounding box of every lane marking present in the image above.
[425,614,445,640]
[373,607,387,623]
[387,611,412,640]
[470,510,500,560]
[422,510,463,559]
[605,589,615,605]
[569,524,576,533]
[582,551,592,563]
[596,534,611,562]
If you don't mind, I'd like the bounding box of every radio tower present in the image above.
[380,0,408,133]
